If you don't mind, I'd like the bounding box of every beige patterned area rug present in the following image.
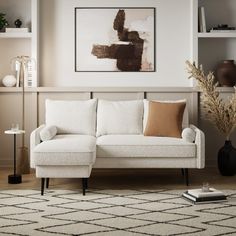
[0,189,236,236]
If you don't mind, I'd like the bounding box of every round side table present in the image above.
[5,129,25,184]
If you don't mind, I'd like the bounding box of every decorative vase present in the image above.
[14,19,22,28]
[216,60,236,87]
[2,75,17,87]
[218,140,236,176]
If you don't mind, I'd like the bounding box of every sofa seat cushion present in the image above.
[96,135,196,158]
[33,135,96,166]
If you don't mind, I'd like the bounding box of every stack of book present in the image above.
[210,24,236,33]
[182,188,227,204]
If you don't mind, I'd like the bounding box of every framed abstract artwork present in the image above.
[75,7,156,72]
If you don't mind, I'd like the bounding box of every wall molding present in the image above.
[0,86,234,93]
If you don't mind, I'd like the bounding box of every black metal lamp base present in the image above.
[8,174,22,184]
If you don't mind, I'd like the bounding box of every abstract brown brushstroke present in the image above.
[91,9,144,71]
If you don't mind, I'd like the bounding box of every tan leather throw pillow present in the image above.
[144,101,186,138]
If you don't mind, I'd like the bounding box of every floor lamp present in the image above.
[11,56,35,174]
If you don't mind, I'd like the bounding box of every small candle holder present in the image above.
[11,123,19,131]
[202,182,210,192]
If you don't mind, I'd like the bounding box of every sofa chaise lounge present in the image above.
[30,99,205,195]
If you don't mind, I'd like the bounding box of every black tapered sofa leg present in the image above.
[41,178,45,195]
[46,178,50,189]
[181,168,185,176]
[82,178,88,195]
[184,168,189,186]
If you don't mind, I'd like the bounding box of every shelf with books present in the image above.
[0,0,38,88]
[192,0,236,85]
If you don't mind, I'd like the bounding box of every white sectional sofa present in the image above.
[30,99,205,195]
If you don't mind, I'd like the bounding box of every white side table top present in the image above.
[5,130,25,135]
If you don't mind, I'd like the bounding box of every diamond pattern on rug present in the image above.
[0,189,235,236]
[93,205,148,216]
[92,196,147,205]
[128,222,201,235]
[88,230,145,236]
[92,216,151,230]
[41,222,112,235]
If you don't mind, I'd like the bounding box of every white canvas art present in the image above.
[75,8,155,72]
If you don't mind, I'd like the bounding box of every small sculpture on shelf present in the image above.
[14,19,22,28]
[0,13,8,31]
[2,75,17,87]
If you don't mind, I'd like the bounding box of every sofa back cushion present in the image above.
[143,99,189,132]
[45,99,97,135]
[96,100,143,136]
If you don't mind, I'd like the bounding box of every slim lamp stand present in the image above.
[5,130,25,184]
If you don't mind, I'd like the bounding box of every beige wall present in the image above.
[39,0,192,87]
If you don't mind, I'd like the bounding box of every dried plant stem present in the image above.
[186,61,236,140]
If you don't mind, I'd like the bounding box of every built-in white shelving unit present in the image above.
[192,0,236,74]
[0,0,38,87]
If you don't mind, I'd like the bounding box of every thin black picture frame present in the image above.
[74,7,156,72]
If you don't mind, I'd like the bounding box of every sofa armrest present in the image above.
[190,124,205,169]
[30,124,45,168]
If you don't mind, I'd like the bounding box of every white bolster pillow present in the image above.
[40,125,57,141]
[182,128,196,143]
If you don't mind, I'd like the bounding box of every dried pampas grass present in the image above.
[186,61,236,140]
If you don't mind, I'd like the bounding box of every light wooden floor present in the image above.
[0,167,235,191]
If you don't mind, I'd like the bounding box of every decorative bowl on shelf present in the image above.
[2,75,17,87]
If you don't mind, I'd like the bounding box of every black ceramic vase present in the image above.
[218,140,236,176]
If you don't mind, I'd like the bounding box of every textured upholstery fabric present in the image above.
[96,135,196,158]
[96,100,143,136]
[182,127,196,143]
[40,125,57,141]
[32,135,96,166]
[94,157,197,168]
[30,95,205,178]
[143,99,189,132]
[45,99,97,135]
[190,125,205,168]
[36,165,93,178]
[144,101,186,138]
[30,125,45,168]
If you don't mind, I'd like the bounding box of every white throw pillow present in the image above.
[143,99,189,133]
[45,99,97,135]
[40,125,57,141]
[96,100,143,136]
[182,128,196,143]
